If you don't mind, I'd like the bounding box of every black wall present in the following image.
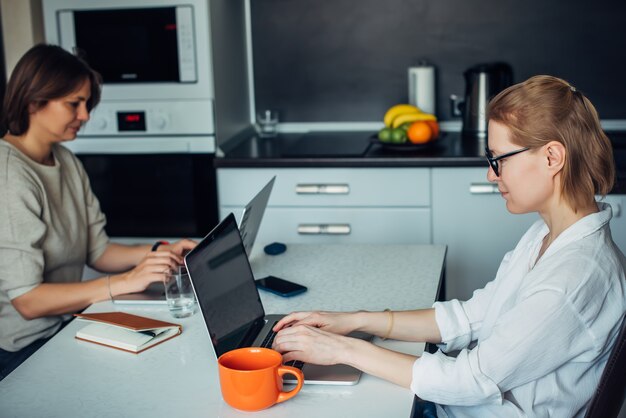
[251,0,626,122]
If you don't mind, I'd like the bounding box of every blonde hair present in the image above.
[488,75,615,211]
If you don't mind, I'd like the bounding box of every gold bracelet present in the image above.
[106,275,113,301]
[382,309,394,340]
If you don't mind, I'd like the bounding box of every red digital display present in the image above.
[164,23,177,31]
[117,111,146,131]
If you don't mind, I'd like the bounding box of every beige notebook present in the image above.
[74,312,182,354]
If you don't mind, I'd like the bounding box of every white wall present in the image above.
[0,0,43,78]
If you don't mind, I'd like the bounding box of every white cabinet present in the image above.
[217,167,624,302]
[217,168,432,245]
[603,194,626,254]
[431,168,538,301]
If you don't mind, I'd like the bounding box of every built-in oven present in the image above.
[78,152,217,239]
[57,136,218,239]
[42,0,219,239]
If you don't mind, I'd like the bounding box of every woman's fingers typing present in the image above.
[272,325,349,366]
[273,312,313,331]
[147,248,184,266]
[161,238,197,256]
[273,311,359,336]
[123,250,185,293]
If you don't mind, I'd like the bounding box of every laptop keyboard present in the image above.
[261,324,304,370]
[260,328,277,348]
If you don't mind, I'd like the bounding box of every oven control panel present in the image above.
[80,100,214,136]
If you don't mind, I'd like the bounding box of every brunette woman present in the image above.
[0,44,195,380]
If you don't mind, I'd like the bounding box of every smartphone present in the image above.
[255,276,307,297]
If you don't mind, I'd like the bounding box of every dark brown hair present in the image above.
[488,75,615,211]
[1,44,102,136]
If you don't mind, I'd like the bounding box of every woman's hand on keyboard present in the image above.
[272,311,361,336]
[272,323,361,366]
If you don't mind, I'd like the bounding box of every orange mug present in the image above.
[218,347,304,411]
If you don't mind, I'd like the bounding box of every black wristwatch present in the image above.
[151,240,169,251]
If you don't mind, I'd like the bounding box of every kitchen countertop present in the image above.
[216,130,487,168]
[0,244,445,418]
[215,129,626,194]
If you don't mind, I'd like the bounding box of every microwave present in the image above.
[43,0,215,138]
[57,6,198,84]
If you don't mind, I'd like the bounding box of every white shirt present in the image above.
[411,203,626,417]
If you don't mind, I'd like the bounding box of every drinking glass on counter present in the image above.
[256,109,279,137]
[164,266,197,318]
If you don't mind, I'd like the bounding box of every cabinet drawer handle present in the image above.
[295,184,350,195]
[469,183,499,194]
[297,224,351,235]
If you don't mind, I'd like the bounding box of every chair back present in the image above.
[584,316,626,418]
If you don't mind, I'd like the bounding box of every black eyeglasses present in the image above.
[485,146,530,177]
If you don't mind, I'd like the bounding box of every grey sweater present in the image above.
[0,140,109,351]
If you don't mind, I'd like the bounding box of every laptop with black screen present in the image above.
[113,177,275,305]
[239,176,275,256]
[184,213,369,385]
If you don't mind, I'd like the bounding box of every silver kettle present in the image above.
[451,62,513,137]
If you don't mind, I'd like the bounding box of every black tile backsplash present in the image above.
[251,0,626,122]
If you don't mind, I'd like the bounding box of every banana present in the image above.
[391,112,437,128]
[383,104,420,127]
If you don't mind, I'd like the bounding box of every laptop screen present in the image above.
[240,176,275,256]
[185,213,265,355]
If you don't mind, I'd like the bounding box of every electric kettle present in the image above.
[452,62,513,137]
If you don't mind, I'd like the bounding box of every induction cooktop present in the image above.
[281,132,372,158]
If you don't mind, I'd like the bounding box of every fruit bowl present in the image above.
[377,104,441,150]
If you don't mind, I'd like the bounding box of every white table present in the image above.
[0,244,446,418]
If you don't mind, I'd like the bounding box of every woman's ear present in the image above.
[28,102,40,115]
[544,141,566,174]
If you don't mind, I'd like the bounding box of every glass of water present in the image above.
[164,266,197,318]
[256,109,279,137]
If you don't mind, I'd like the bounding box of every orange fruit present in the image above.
[407,121,433,144]
[426,120,440,138]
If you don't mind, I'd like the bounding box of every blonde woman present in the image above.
[272,75,626,417]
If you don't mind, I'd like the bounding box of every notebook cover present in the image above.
[74,312,181,332]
